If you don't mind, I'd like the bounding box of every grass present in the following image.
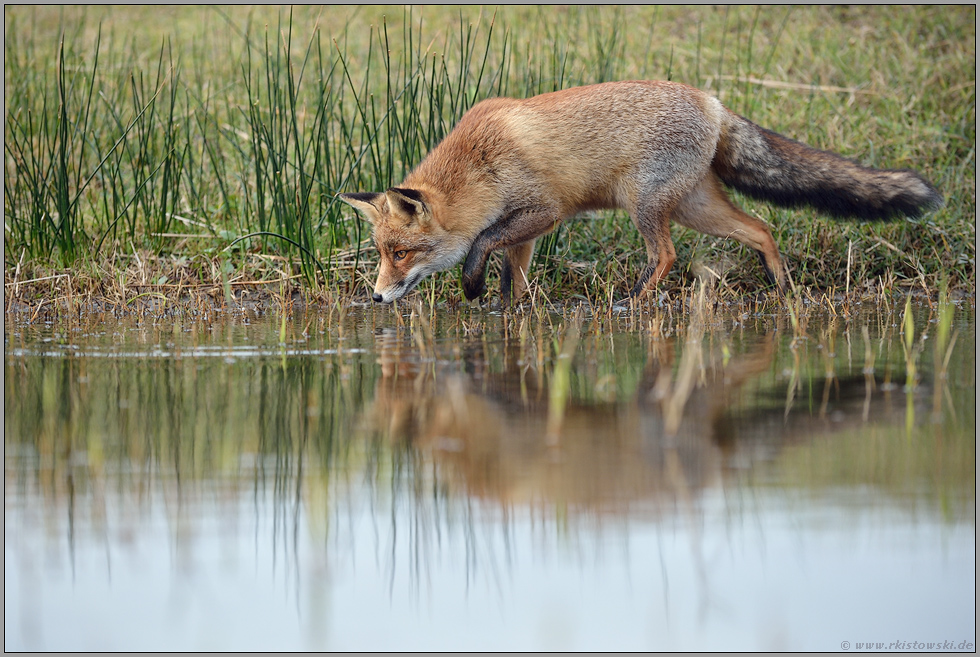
[3,5,976,308]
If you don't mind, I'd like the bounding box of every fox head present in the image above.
[338,188,470,303]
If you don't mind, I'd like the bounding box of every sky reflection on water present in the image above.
[4,301,975,650]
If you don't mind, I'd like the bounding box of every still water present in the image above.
[4,299,975,650]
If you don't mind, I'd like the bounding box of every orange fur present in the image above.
[340,80,941,303]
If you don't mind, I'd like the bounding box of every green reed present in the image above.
[3,6,975,299]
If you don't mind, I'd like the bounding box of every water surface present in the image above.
[4,299,975,650]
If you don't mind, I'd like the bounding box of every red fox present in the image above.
[339,80,941,303]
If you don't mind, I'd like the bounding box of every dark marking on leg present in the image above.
[462,246,490,300]
[464,210,556,302]
[629,261,660,298]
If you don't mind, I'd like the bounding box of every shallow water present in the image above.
[4,300,976,650]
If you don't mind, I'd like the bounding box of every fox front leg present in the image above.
[462,207,558,301]
[462,247,490,300]
[464,240,536,303]
[500,240,536,303]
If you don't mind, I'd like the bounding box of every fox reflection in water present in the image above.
[365,325,921,512]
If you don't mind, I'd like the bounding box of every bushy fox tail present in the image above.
[713,111,942,220]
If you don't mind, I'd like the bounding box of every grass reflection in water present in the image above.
[4,298,975,649]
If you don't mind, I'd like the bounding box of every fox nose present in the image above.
[372,292,384,303]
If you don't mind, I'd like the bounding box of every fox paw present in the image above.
[462,274,487,301]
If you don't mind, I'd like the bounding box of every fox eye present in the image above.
[393,250,409,261]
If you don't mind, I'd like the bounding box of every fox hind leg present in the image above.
[632,232,677,297]
[672,172,787,292]
[629,211,678,298]
[626,182,688,298]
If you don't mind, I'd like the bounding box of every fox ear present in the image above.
[386,187,432,227]
[337,192,385,224]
